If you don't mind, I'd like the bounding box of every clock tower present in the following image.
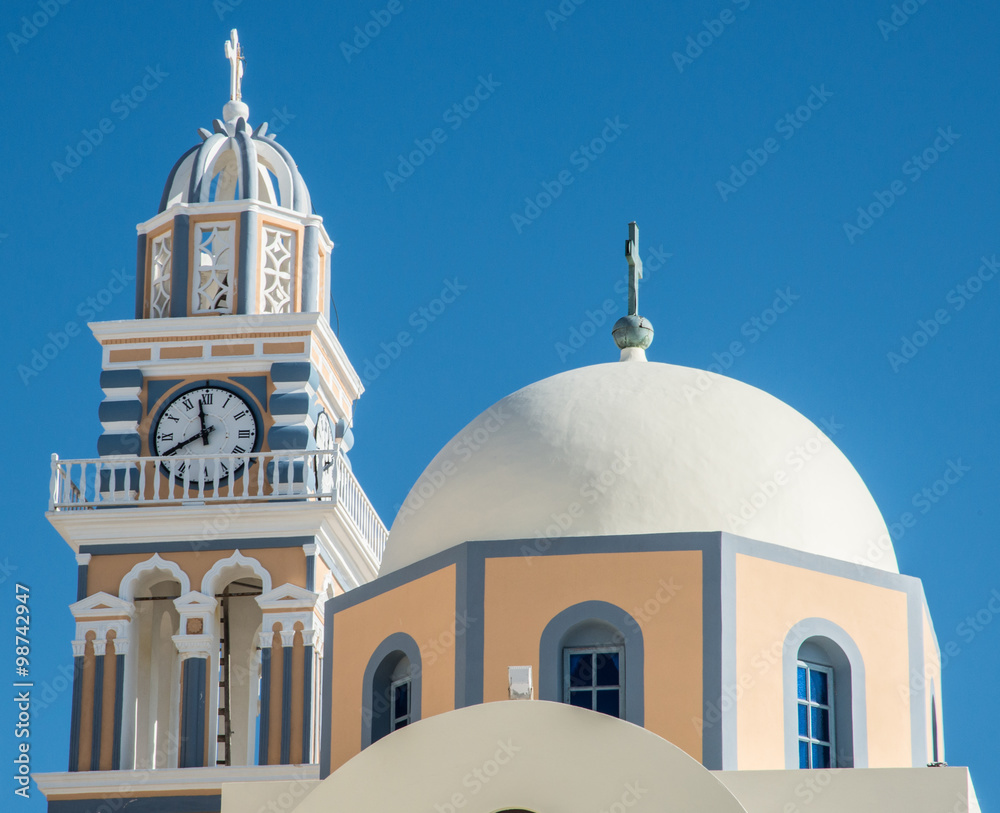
[43,28,386,795]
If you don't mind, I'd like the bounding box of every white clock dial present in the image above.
[153,386,259,484]
[314,411,335,493]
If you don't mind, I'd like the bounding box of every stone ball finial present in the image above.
[612,314,654,350]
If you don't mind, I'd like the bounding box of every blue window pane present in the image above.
[810,670,828,705]
[812,743,831,769]
[394,718,408,730]
[811,707,829,743]
[798,740,809,768]
[798,704,808,737]
[569,690,592,709]
[569,654,592,688]
[797,666,807,700]
[595,689,620,717]
[594,652,620,687]
[393,682,408,720]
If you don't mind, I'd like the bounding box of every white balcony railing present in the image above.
[48,448,387,562]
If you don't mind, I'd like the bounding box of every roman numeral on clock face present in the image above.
[154,386,259,482]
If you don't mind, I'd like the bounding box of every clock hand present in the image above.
[161,424,215,457]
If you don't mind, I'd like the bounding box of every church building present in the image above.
[35,31,982,813]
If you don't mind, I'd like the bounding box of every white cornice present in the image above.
[92,312,324,343]
[47,502,380,589]
[89,312,362,402]
[137,199,332,246]
[33,764,320,798]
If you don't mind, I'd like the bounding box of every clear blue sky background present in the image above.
[2,0,999,808]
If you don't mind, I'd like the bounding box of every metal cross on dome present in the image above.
[225,29,244,101]
[625,221,643,316]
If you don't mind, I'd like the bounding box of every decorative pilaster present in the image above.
[256,583,322,764]
[67,593,134,772]
[172,592,218,768]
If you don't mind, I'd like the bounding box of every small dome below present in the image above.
[381,362,897,575]
[158,114,312,215]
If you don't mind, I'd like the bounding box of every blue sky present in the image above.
[3,0,999,807]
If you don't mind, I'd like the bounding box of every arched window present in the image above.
[361,633,422,748]
[539,601,644,726]
[213,575,263,766]
[784,619,867,769]
[131,577,183,770]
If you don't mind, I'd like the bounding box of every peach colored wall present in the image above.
[87,547,307,597]
[483,551,703,761]
[734,554,912,769]
[328,565,457,772]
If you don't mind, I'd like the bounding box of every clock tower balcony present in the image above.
[48,446,387,572]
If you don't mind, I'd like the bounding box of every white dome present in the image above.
[380,361,897,575]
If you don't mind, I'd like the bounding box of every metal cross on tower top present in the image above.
[225,29,245,101]
[625,221,643,316]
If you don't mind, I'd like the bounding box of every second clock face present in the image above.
[153,386,259,479]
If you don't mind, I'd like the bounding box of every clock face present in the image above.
[314,411,335,493]
[153,386,259,483]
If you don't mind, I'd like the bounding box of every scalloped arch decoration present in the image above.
[119,553,190,602]
[200,549,272,597]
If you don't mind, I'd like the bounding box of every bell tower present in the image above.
[41,29,386,795]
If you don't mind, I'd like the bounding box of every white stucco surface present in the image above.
[381,361,897,574]
[294,701,748,813]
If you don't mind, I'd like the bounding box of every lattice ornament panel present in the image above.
[193,222,235,314]
[149,232,172,319]
[260,226,295,314]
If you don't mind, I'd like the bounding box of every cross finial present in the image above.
[225,29,244,102]
[625,221,643,316]
[612,221,654,360]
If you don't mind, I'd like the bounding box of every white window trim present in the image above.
[562,645,625,719]
[797,660,836,768]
